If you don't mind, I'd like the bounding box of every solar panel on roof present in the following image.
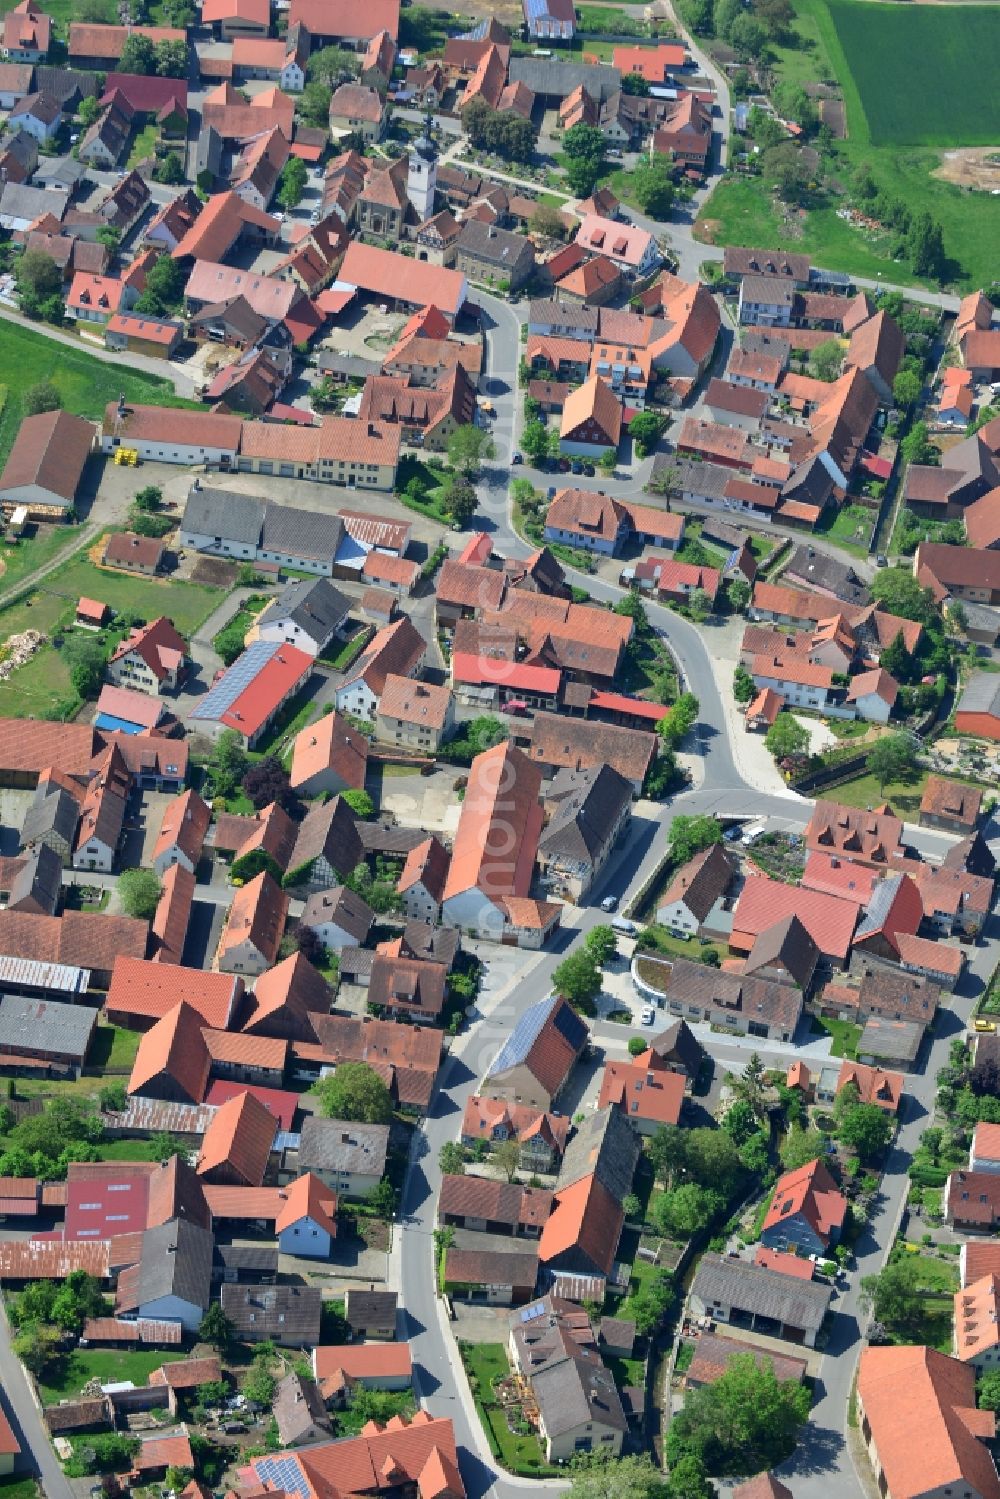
[487,995,557,1077]
[256,1457,310,1498]
[192,640,282,721]
[553,999,587,1051]
[521,1301,546,1322]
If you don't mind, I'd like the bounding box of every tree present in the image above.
[78,94,101,128]
[809,339,843,383]
[779,1125,827,1172]
[687,588,710,623]
[733,1053,767,1121]
[438,1141,466,1176]
[551,949,602,1014]
[342,789,374,818]
[563,122,606,165]
[738,1131,770,1175]
[979,1371,1000,1411]
[566,1454,669,1499]
[628,1036,648,1057]
[298,78,333,128]
[866,733,919,793]
[154,152,185,185]
[900,420,937,467]
[727,577,751,614]
[155,38,188,76]
[242,755,293,812]
[117,869,162,919]
[199,1302,235,1352]
[667,814,721,867]
[308,44,361,83]
[521,419,553,464]
[564,152,605,198]
[99,1084,127,1113]
[893,368,922,407]
[668,1455,714,1499]
[24,380,61,416]
[765,143,811,205]
[648,1124,687,1188]
[621,70,651,95]
[243,1361,277,1408]
[838,1102,894,1162]
[15,249,62,319]
[585,925,617,966]
[683,1128,742,1197]
[630,1269,675,1336]
[278,155,308,210]
[765,713,809,761]
[646,463,678,499]
[530,202,567,240]
[654,1183,720,1237]
[598,448,618,477]
[871,567,936,625]
[861,1257,924,1333]
[908,212,946,280]
[494,1138,521,1183]
[133,484,162,513]
[659,693,700,748]
[13,1324,62,1376]
[166,1468,193,1493]
[629,411,666,458]
[313,1062,392,1124]
[133,252,187,316]
[667,1353,810,1475]
[119,32,157,72]
[447,424,494,477]
[441,474,478,527]
[733,664,755,702]
[628,155,675,219]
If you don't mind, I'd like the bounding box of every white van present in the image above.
[612,916,639,935]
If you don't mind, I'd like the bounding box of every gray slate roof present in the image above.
[0,992,96,1061]
[133,1219,213,1311]
[221,1283,322,1343]
[297,1116,389,1176]
[0,181,64,227]
[959,671,1000,719]
[264,576,350,642]
[557,1104,639,1205]
[259,504,345,565]
[858,1016,922,1062]
[531,1352,628,1438]
[693,1252,831,1332]
[540,764,632,867]
[9,843,62,914]
[20,786,79,854]
[181,484,264,546]
[785,543,868,605]
[344,1287,397,1334]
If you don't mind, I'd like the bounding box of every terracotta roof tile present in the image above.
[197,1090,277,1186]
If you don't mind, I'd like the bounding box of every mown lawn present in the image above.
[827,0,1000,146]
[458,1343,556,1476]
[89,1024,142,1070]
[0,321,196,471]
[39,1349,185,1402]
[822,769,928,818]
[696,0,1000,289]
[0,523,80,599]
[813,1015,861,1058]
[0,534,221,720]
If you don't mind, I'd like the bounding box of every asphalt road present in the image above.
[0,1297,75,1499]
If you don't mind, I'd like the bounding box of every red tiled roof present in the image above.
[108,957,241,1030]
[197,1090,277,1186]
[731,874,860,961]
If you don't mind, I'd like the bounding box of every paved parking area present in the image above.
[379,767,467,834]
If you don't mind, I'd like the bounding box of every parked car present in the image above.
[600,895,618,911]
[512,452,523,464]
[641,1005,655,1026]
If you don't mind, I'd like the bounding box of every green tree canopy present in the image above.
[278,156,308,209]
[809,339,843,382]
[552,949,602,1014]
[866,732,919,793]
[765,713,810,761]
[117,869,162,920]
[24,380,62,416]
[667,813,721,866]
[870,567,937,624]
[838,1101,894,1162]
[779,1125,827,1172]
[446,424,494,477]
[313,1062,393,1124]
[666,1352,810,1474]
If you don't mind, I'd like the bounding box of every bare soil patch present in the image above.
[191,556,239,588]
[933,146,1000,190]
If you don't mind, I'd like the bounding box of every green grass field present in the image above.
[827,1,1000,146]
[0,533,220,720]
[697,0,1000,289]
[38,1349,185,1402]
[0,321,195,472]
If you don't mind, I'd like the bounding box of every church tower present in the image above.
[407,110,438,221]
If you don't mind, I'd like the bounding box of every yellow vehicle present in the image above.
[975,1018,997,1033]
[114,447,140,466]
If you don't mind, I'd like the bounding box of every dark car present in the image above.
[512,452,522,464]
[558,456,571,471]
[583,463,595,476]
[571,460,583,474]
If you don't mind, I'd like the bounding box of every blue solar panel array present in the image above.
[191,640,282,722]
[553,999,587,1052]
[524,0,552,21]
[256,1457,311,1497]
[487,995,557,1077]
[520,1301,546,1323]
